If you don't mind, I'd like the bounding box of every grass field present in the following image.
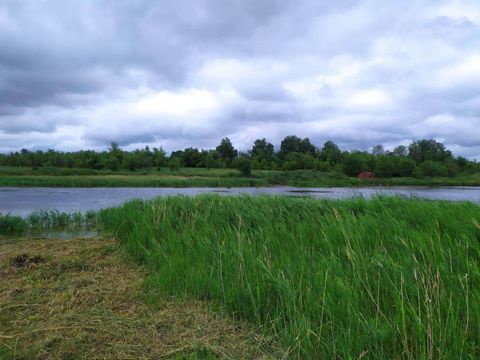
[0,236,281,359]
[1,166,480,187]
[98,195,480,359]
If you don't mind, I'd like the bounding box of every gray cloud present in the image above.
[0,0,479,158]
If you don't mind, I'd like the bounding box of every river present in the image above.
[1,186,479,216]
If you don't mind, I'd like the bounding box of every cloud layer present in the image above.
[0,0,479,158]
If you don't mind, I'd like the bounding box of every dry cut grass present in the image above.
[0,236,281,359]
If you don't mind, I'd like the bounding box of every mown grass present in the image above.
[99,195,480,359]
[0,237,280,359]
[1,166,480,188]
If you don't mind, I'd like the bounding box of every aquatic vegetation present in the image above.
[0,214,27,236]
[27,210,98,230]
[0,210,98,237]
[100,195,480,359]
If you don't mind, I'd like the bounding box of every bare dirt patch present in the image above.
[0,236,280,359]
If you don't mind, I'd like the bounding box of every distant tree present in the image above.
[319,141,343,164]
[280,135,315,157]
[456,156,468,169]
[205,151,222,169]
[299,138,316,155]
[393,157,416,177]
[393,145,408,157]
[102,142,124,171]
[374,155,394,177]
[252,138,275,161]
[216,138,238,163]
[372,145,385,156]
[283,152,316,170]
[152,147,167,169]
[279,135,302,157]
[168,157,182,171]
[235,157,252,176]
[415,161,448,177]
[343,153,367,177]
[179,147,202,167]
[408,139,452,164]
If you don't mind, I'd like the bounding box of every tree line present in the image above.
[0,136,478,178]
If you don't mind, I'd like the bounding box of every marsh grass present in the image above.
[0,214,27,236]
[1,166,480,187]
[100,195,480,359]
[0,210,98,237]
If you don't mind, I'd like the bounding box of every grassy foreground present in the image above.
[0,236,281,359]
[1,166,480,187]
[100,195,480,359]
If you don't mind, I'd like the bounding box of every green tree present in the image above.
[280,135,315,157]
[319,141,342,164]
[299,138,316,155]
[279,135,302,157]
[393,157,416,177]
[168,157,182,171]
[104,142,123,171]
[415,161,448,177]
[408,139,452,164]
[283,152,316,170]
[393,145,408,157]
[374,156,394,177]
[252,138,275,161]
[216,138,238,164]
[205,151,222,169]
[343,153,367,177]
[372,144,385,156]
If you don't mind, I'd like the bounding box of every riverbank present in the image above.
[0,236,281,359]
[1,166,479,187]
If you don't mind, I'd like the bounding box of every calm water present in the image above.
[1,186,479,216]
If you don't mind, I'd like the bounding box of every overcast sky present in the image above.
[0,0,479,158]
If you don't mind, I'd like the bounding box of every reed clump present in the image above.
[0,211,98,237]
[100,195,480,359]
[0,214,27,236]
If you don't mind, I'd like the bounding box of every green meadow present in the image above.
[1,166,480,187]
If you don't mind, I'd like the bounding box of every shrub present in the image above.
[415,161,448,177]
[235,158,252,177]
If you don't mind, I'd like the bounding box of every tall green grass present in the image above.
[100,195,480,359]
[0,210,98,237]
[0,214,27,236]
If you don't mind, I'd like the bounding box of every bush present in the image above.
[168,157,182,171]
[374,156,394,178]
[415,161,448,177]
[394,157,416,177]
[235,158,252,177]
[343,153,367,177]
[283,152,316,170]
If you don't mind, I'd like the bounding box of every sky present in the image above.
[0,0,479,158]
